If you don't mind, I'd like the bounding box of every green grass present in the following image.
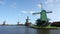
[31,25,60,29]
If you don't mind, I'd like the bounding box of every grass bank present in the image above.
[31,25,60,29]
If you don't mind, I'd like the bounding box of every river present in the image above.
[0,26,60,34]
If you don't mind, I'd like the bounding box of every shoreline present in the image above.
[30,26,59,29]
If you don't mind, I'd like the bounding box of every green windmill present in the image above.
[33,3,52,26]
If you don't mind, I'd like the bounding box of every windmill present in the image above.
[2,21,6,25]
[33,3,52,26]
[17,21,20,26]
[25,16,30,26]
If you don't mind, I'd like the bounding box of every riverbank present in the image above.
[30,26,60,29]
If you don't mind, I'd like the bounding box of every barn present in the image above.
[51,21,60,27]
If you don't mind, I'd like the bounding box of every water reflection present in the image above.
[37,29,50,34]
[25,27,37,34]
[0,26,60,34]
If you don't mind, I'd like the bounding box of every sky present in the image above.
[0,0,60,24]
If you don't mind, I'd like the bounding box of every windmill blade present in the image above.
[46,11,52,13]
[33,12,40,15]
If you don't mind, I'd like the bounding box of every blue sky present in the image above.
[0,0,60,24]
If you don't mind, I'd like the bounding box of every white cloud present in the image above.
[48,0,53,3]
[55,0,60,1]
[58,4,60,6]
[21,10,40,17]
[21,10,35,14]
[37,4,42,8]
[29,11,35,14]
[21,11,27,14]
[10,3,16,8]
[44,0,60,10]
[45,0,54,4]
[36,14,40,16]
[45,0,60,5]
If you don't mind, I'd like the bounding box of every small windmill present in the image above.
[2,21,6,25]
[25,16,30,26]
[17,21,20,26]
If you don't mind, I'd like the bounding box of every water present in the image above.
[0,26,60,34]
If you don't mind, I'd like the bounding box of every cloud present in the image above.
[55,0,60,1]
[21,10,35,14]
[57,4,60,7]
[29,11,35,14]
[21,11,27,14]
[45,0,60,5]
[45,0,54,5]
[37,4,42,8]
[10,3,16,8]
[44,0,60,10]
[21,10,40,16]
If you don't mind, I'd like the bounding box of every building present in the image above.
[17,21,24,26]
[25,22,32,26]
[51,21,60,27]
